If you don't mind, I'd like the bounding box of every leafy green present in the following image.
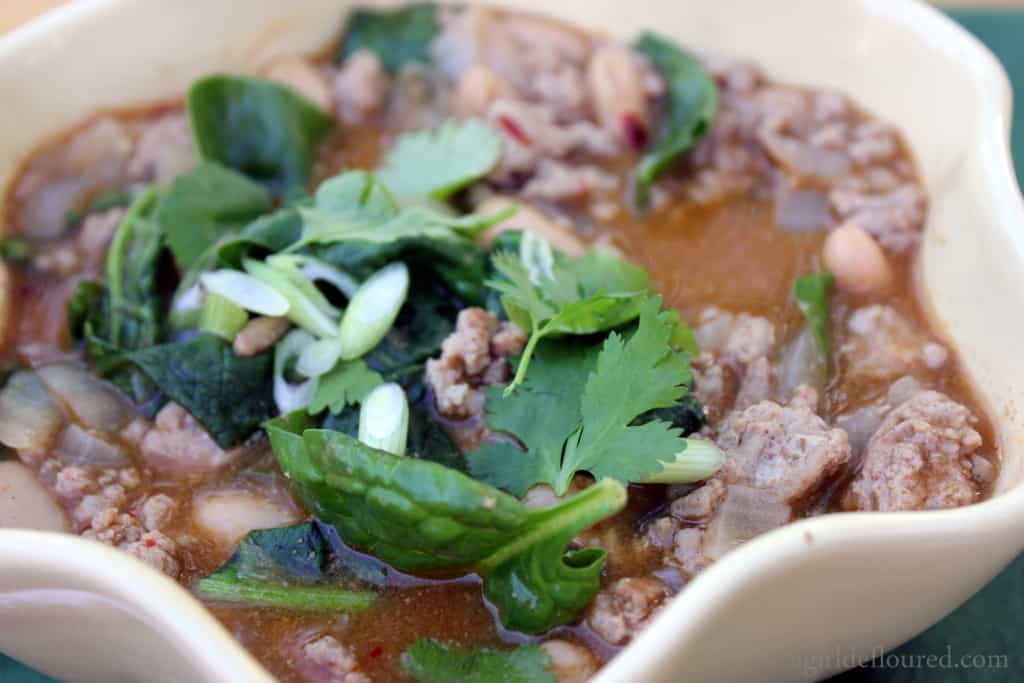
[404,639,555,683]
[128,334,275,447]
[307,361,384,415]
[156,161,272,270]
[64,189,133,229]
[376,119,502,200]
[71,189,164,401]
[195,522,378,611]
[471,298,694,495]
[267,417,625,633]
[188,75,333,193]
[633,33,718,207]
[0,236,32,265]
[363,287,459,387]
[216,208,304,268]
[489,245,651,392]
[338,3,439,73]
[793,271,834,371]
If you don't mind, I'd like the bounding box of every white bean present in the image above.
[192,489,301,549]
[822,223,893,295]
[586,44,650,149]
[452,65,509,117]
[540,640,599,683]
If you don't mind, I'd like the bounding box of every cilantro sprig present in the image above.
[470,298,698,495]
[488,236,651,394]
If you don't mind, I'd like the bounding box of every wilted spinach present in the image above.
[188,75,333,194]
[338,3,439,72]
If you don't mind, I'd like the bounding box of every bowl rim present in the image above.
[1,1,1023,682]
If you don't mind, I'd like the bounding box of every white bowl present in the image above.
[1,1,1023,681]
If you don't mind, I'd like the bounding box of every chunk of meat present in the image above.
[587,576,671,646]
[299,636,369,683]
[138,403,239,475]
[192,488,302,549]
[425,308,525,421]
[844,391,984,511]
[333,50,389,124]
[841,305,948,382]
[77,208,126,268]
[715,388,851,504]
[140,493,177,532]
[669,478,726,523]
[692,309,777,422]
[541,640,599,683]
[126,113,196,183]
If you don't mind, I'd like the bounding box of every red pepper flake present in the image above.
[368,645,384,659]
[143,537,156,548]
[621,113,648,151]
[497,115,531,146]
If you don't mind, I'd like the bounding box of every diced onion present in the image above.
[637,439,724,484]
[702,486,791,561]
[0,372,65,450]
[200,270,290,317]
[35,364,133,433]
[246,259,339,339]
[57,423,129,467]
[358,383,409,455]
[776,326,825,401]
[338,263,410,361]
[296,339,343,378]
[273,330,319,413]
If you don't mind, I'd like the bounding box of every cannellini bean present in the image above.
[822,223,893,295]
[233,316,292,357]
[193,489,302,548]
[586,44,650,149]
[452,65,509,117]
[264,57,333,111]
[476,196,586,257]
[0,461,69,532]
[540,640,599,683]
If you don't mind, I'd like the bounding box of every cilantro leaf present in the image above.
[404,639,555,683]
[489,244,651,393]
[337,3,439,73]
[470,299,693,495]
[793,271,834,374]
[307,360,384,415]
[376,119,502,200]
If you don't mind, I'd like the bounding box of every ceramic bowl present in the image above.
[1,1,1022,681]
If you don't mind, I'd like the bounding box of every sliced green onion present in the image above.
[245,259,339,338]
[195,576,376,612]
[200,270,290,317]
[199,292,248,341]
[637,438,725,484]
[520,230,555,285]
[273,254,359,298]
[338,262,409,361]
[273,329,319,413]
[358,382,409,455]
[296,338,343,378]
[266,254,351,312]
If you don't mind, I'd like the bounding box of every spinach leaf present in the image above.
[489,244,651,392]
[267,418,625,633]
[376,119,502,200]
[0,236,32,266]
[64,188,133,229]
[633,33,718,207]
[217,208,304,268]
[128,334,275,447]
[188,75,333,193]
[338,3,439,73]
[406,403,464,472]
[156,161,272,270]
[195,521,378,612]
[404,639,555,683]
[72,189,164,401]
[793,271,834,370]
[470,298,695,495]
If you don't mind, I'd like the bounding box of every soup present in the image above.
[0,4,996,682]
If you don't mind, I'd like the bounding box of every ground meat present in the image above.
[669,478,726,523]
[82,506,180,578]
[73,484,127,530]
[334,50,390,124]
[138,403,239,475]
[715,387,851,503]
[679,59,925,253]
[76,208,126,267]
[425,308,526,422]
[299,636,369,683]
[587,576,671,646]
[126,113,195,183]
[844,391,985,511]
[123,531,180,579]
[140,493,177,531]
[841,305,948,383]
[541,639,599,683]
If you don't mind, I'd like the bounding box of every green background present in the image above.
[2,7,1022,683]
